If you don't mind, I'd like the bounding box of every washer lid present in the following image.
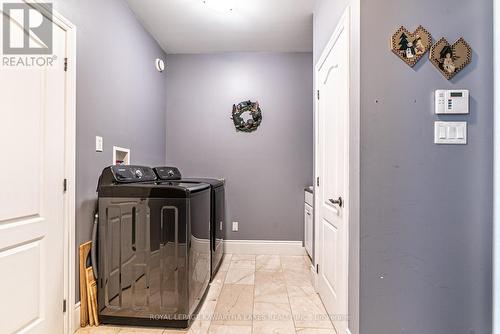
[181,177,224,188]
[156,181,210,193]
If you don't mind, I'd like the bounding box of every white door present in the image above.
[315,9,350,334]
[0,6,68,334]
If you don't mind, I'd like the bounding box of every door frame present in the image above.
[494,0,499,332]
[24,2,77,333]
[313,5,360,334]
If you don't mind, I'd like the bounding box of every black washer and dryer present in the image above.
[153,167,225,280]
[96,165,211,328]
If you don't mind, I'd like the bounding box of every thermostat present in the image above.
[435,89,469,114]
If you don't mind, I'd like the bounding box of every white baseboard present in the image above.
[310,263,319,291]
[224,240,305,255]
[72,302,80,333]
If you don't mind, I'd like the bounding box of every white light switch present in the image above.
[438,126,446,139]
[232,222,239,231]
[96,136,103,152]
[434,122,467,144]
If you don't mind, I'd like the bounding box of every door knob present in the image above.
[329,197,343,207]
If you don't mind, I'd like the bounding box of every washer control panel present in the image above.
[111,166,156,182]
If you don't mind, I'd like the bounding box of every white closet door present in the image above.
[315,8,350,334]
[0,8,68,334]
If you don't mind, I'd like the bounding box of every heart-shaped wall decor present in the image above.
[391,25,432,67]
[429,37,472,80]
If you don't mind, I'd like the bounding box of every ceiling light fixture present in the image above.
[201,0,235,14]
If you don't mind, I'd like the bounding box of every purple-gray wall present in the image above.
[53,0,167,301]
[360,0,493,332]
[165,53,313,241]
[315,0,493,333]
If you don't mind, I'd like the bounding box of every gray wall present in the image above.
[165,52,313,241]
[360,0,493,333]
[53,0,167,301]
[315,0,493,333]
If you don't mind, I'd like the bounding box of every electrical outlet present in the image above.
[232,222,238,231]
[96,136,103,152]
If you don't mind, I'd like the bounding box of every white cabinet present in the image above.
[304,189,313,257]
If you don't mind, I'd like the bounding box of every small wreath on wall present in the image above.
[231,100,262,132]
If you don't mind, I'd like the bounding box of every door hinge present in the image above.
[64,57,68,72]
[317,90,320,100]
[63,299,67,313]
[316,177,320,187]
[63,178,67,192]
[316,264,319,274]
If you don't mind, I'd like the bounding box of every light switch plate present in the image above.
[434,121,467,144]
[96,136,103,152]
[232,222,238,231]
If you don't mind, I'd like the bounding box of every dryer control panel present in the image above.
[154,167,182,180]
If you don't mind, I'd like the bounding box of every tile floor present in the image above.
[76,254,335,334]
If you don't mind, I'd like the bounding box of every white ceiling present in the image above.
[125,0,313,54]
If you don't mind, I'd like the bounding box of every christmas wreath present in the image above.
[231,100,262,132]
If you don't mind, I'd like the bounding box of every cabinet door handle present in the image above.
[306,211,311,216]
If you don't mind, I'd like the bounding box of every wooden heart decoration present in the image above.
[391,25,432,67]
[429,37,472,80]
